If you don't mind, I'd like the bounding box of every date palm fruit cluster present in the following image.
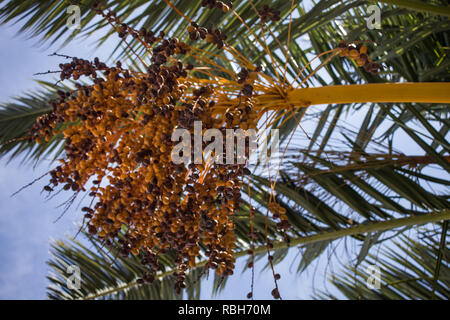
[29,7,266,294]
[338,41,382,74]
[187,22,227,50]
[257,5,281,22]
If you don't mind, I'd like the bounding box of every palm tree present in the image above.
[0,0,449,299]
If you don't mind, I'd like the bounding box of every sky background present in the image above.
[0,23,97,299]
[0,3,446,300]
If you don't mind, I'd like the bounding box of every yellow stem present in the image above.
[285,82,450,106]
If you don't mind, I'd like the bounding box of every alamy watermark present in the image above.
[366,5,381,30]
[66,5,81,30]
[66,264,81,290]
[366,265,381,289]
[171,121,280,168]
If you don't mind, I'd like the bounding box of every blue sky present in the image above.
[0,21,112,299]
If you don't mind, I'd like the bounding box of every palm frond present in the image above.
[47,210,450,299]
[0,81,65,164]
[316,233,450,299]
[47,232,204,300]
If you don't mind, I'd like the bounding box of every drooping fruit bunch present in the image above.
[338,40,382,74]
[28,5,267,294]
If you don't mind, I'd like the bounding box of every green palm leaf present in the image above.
[47,232,203,300]
[316,233,450,299]
[0,81,65,163]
